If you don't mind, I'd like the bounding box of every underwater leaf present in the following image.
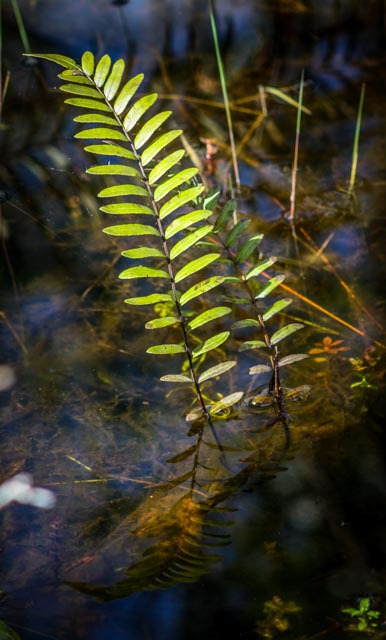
[60,83,101,98]
[262,298,292,321]
[81,51,94,75]
[86,164,140,177]
[255,275,285,298]
[149,150,185,185]
[123,94,158,132]
[270,323,304,345]
[98,184,148,198]
[210,391,244,415]
[100,203,153,215]
[170,225,214,261]
[74,114,119,126]
[166,445,197,463]
[232,318,261,330]
[75,127,127,141]
[118,266,169,280]
[103,223,159,237]
[65,97,110,112]
[160,375,192,384]
[141,130,183,166]
[192,331,229,359]
[198,361,236,383]
[248,364,272,375]
[154,168,199,202]
[25,53,78,69]
[84,143,135,160]
[214,200,237,231]
[180,276,225,306]
[159,186,205,220]
[245,256,277,280]
[164,209,212,239]
[174,253,220,284]
[236,233,264,263]
[239,340,266,351]
[94,54,111,87]
[114,73,144,115]
[121,247,164,259]
[278,353,309,367]
[145,317,179,329]
[187,306,231,332]
[147,344,185,355]
[225,219,250,248]
[104,59,125,101]
[134,111,172,150]
[124,293,171,306]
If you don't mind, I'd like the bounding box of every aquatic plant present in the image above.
[342,597,382,633]
[26,51,304,430]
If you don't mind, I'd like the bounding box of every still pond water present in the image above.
[1,1,386,638]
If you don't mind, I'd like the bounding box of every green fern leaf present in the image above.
[145,317,179,329]
[192,331,230,359]
[104,59,125,101]
[174,253,220,283]
[187,306,231,332]
[118,266,169,280]
[98,185,148,198]
[100,203,153,215]
[94,54,111,87]
[60,83,101,98]
[147,344,185,355]
[74,114,120,126]
[170,225,214,261]
[114,73,144,115]
[149,150,185,185]
[255,275,285,299]
[124,293,171,306]
[103,223,159,237]
[154,169,198,202]
[58,70,93,85]
[64,97,110,112]
[81,51,95,75]
[84,143,135,160]
[123,94,158,132]
[245,257,277,280]
[180,276,225,306]
[75,127,127,141]
[164,209,212,239]
[25,53,77,69]
[270,323,304,345]
[198,361,236,383]
[86,164,140,177]
[209,391,244,415]
[160,186,205,220]
[121,247,164,259]
[141,130,183,166]
[134,111,172,150]
[262,298,292,321]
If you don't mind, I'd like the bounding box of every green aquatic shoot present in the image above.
[349,82,366,195]
[10,0,31,53]
[342,597,381,632]
[289,69,304,221]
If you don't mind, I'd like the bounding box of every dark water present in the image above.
[1,1,386,638]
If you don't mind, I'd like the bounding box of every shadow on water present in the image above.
[1,1,386,638]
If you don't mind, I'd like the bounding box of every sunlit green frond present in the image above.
[141,130,183,166]
[118,266,169,280]
[198,361,236,383]
[187,306,231,332]
[98,184,148,198]
[174,253,220,284]
[94,54,111,87]
[25,53,77,69]
[164,210,212,239]
[154,168,198,202]
[65,97,110,112]
[159,186,205,220]
[145,317,180,330]
[262,298,292,321]
[80,51,93,75]
[170,225,214,261]
[123,94,158,132]
[103,223,159,237]
[209,391,244,415]
[134,111,172,150]
[74,113,119,126]
[75,127,127,141]
[100,203,153,215]
[270,323,304,345]
[245,257,277,280]
[124,293,172,306]
[180,276,225,306]
[192,331,229,359]
[147,344,185,355]
[255,275,285,299]
[86,164,140,176]
[114,73,144,115]
[60,83,101,98]
[104,59,125,101]
[121,247,164,259]
[84,143,135,160]
[58,70,92,85]
[148,150,185,185]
